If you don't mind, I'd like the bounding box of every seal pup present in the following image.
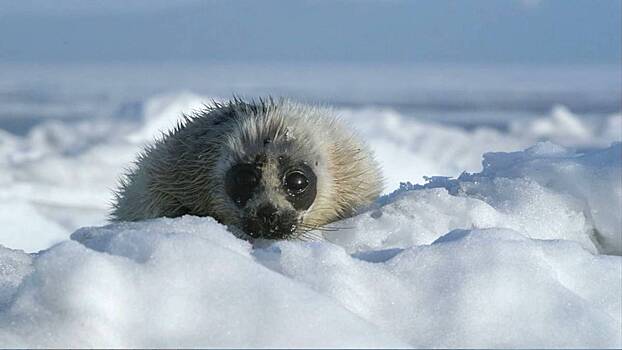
[111,98,383,240]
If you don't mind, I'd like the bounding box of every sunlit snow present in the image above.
[0,91,620,348]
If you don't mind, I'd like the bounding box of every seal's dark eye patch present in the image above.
[225,164,261,207]
[282,164,316,210]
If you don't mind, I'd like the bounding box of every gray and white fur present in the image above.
[111,98,383,240]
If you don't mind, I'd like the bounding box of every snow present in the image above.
[340,105,622,192]
[0,218,404,348]
[332,142,620,256]
[0,91,620,347]
[0,219,619,347]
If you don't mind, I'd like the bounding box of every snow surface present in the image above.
[0,92,621,347]
[0,216,620,347]
[331,142,622,256]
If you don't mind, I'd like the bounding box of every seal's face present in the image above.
[215,107,327,240]
[224,155,318,239]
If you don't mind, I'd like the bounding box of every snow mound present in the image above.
[330,142,621,255]
[263,228,621,348]
[0,218,619,348]
[0,217,405,348]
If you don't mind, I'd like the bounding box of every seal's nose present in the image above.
[244,204,297,239]
[257,204,279,227]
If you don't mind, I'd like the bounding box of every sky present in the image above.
[0,0,620,64]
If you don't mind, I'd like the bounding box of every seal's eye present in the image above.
[284,171,309,194]
[281,165,316,210]
[225,164,261,207]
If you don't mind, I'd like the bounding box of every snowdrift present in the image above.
[332,142,622,256]
[0,142,620,348]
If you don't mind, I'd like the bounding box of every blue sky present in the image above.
[0,0,620,64]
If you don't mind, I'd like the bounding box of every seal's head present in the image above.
[222,133,320,239]
[112,98,383,241]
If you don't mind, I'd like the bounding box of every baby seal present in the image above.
[111,98,383,240]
